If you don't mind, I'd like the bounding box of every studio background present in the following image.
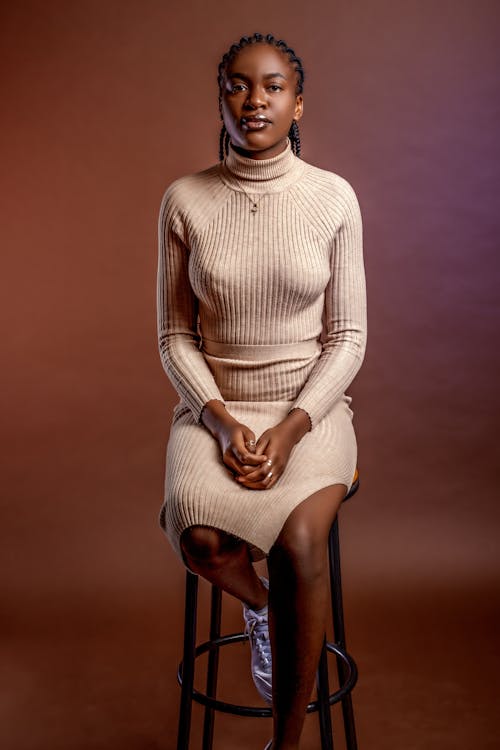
[1,1,498,748]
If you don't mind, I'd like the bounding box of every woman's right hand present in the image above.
[201,399,269,478]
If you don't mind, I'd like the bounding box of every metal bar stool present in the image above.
[176,469,360,750]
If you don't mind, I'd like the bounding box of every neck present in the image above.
[230,138,289,161]
[220,137,306,193]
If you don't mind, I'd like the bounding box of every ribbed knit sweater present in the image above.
[156,139,367,562]
[157,139,367,431]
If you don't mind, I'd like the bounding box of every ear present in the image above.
[294,94,304,121]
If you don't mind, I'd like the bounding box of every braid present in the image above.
[289,120,301,158]
[219,125,230,162]
[217,32,305,159]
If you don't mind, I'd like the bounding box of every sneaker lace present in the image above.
[245,614,271,667]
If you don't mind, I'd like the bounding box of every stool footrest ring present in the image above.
[177,632,358,718]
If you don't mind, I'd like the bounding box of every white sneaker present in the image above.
[243,576,272,704]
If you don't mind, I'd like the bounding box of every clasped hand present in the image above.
[217,418,300,490]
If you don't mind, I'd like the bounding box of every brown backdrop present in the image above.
[1,1,499,748]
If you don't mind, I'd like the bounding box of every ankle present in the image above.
[246,591,268,612]
[257,575,271,607]
[245,578,269,612]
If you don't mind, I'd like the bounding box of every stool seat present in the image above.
[175,471,360,750]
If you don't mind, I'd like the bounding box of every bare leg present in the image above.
[268,483,347,750]
[180,525,268,610]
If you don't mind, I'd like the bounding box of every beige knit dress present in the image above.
[157,138,367,566]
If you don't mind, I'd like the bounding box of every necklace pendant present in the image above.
[251,203,258,213]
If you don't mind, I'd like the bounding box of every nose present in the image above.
[244,85,266,110]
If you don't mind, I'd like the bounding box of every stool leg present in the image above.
[328,518,358,750]
[316,634,335,750]
[202,585,222,750]
[177,570,199,750]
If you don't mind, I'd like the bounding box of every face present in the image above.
[220,43,303,160]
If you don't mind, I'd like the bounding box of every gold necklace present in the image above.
[231,176,268,213]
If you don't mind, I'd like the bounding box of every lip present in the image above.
[241,115,271,123]
[241,116,272,131]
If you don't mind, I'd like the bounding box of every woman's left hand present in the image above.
[235,409,311,490]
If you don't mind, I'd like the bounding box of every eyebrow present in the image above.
[228,72,287,81]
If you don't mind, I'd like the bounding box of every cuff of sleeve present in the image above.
[179,390,226,425]
[287,406,313,432]
[198,398,226,425]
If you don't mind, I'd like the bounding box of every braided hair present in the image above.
[217,32,305,161]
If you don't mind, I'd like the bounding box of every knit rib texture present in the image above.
[157,138,367,430]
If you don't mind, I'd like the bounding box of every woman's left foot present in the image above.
[242,576,272,704]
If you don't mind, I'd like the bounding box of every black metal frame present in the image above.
[176,477,360,750]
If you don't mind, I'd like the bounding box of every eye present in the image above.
[268,84,283,92]
[229,83,247,93]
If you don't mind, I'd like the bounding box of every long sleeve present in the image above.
[289,181,367,430]
[156,187,226,424]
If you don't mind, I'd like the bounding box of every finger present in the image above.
[237,463,277,487]
[260,470,277,489]
[236,455,274,475]
[233,443,268,465]
[242,429,257,454]
[263,470,276,488]
[222,453,242,475]
[254,434,270,456]
[224,451,266,476]
[237,457,274,482]
[236,463,259,476]
[239,470,277,490]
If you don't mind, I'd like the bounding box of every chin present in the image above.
[240,135,288,151]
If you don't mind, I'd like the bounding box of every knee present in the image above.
[180,525,238,564]
[270,522,327,581]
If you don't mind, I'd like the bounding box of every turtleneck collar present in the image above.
[219,137,307,194]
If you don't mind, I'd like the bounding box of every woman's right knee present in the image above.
[180,525,236,563]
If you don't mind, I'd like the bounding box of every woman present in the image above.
[157,32,367,750]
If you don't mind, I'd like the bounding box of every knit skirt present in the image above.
[159,339,357,566]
